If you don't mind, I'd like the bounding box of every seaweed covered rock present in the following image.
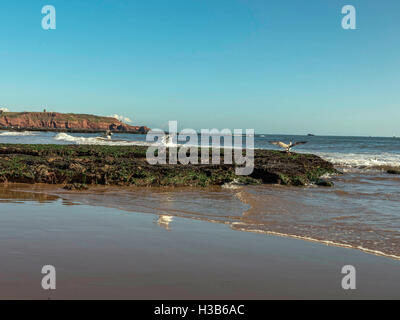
[315,179,334,187]
[252,149,337,186]
[0,144,338,187]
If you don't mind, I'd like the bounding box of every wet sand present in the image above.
[5,176,400,260]
[0,192,399,299]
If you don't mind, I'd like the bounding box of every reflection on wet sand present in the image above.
[1,171,400,261]
[157,215,174,231]
[0,184,59,203]
[53,185,247,223]
[1,196,399,299]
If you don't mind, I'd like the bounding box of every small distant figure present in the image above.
[270,141,307,154]
[43,109,47,112]
[161,134,174,146]
[103,130,113,140]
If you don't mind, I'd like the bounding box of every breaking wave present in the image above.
[230,222,400,261]
[54,133,151,146]
[312,152,400,170]
[0,131,38,136]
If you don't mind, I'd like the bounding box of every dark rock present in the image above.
[315,179,334,187]
[0,145,338,187]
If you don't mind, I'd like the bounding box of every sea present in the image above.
[1,130,399,260]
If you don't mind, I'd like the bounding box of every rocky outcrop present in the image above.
[0,145,338,187]
[0,112,150,133]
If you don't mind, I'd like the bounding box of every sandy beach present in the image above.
[0,185,399,299]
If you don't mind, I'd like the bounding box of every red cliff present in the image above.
[0,112,150,133]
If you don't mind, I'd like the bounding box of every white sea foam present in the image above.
[54,133,151,146]
[230,222,400,260]
[222,180,244,190]
[312,152,400,169]
[54,133,248,149]
[0,131,38,136]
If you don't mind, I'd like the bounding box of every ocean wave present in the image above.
[54,133,246,149]
[0,131,38,136]
[54,133,151,146]
[313,152,400,170]
[230,222,400,260]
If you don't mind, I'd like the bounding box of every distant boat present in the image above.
[307,133,315,136]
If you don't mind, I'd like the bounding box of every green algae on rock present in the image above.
[0,144,338,187]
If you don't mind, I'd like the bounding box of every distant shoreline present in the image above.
[0,126,146,134]
[0,111,150,134]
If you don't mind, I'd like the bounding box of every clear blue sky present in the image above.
[0,0,399,136]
